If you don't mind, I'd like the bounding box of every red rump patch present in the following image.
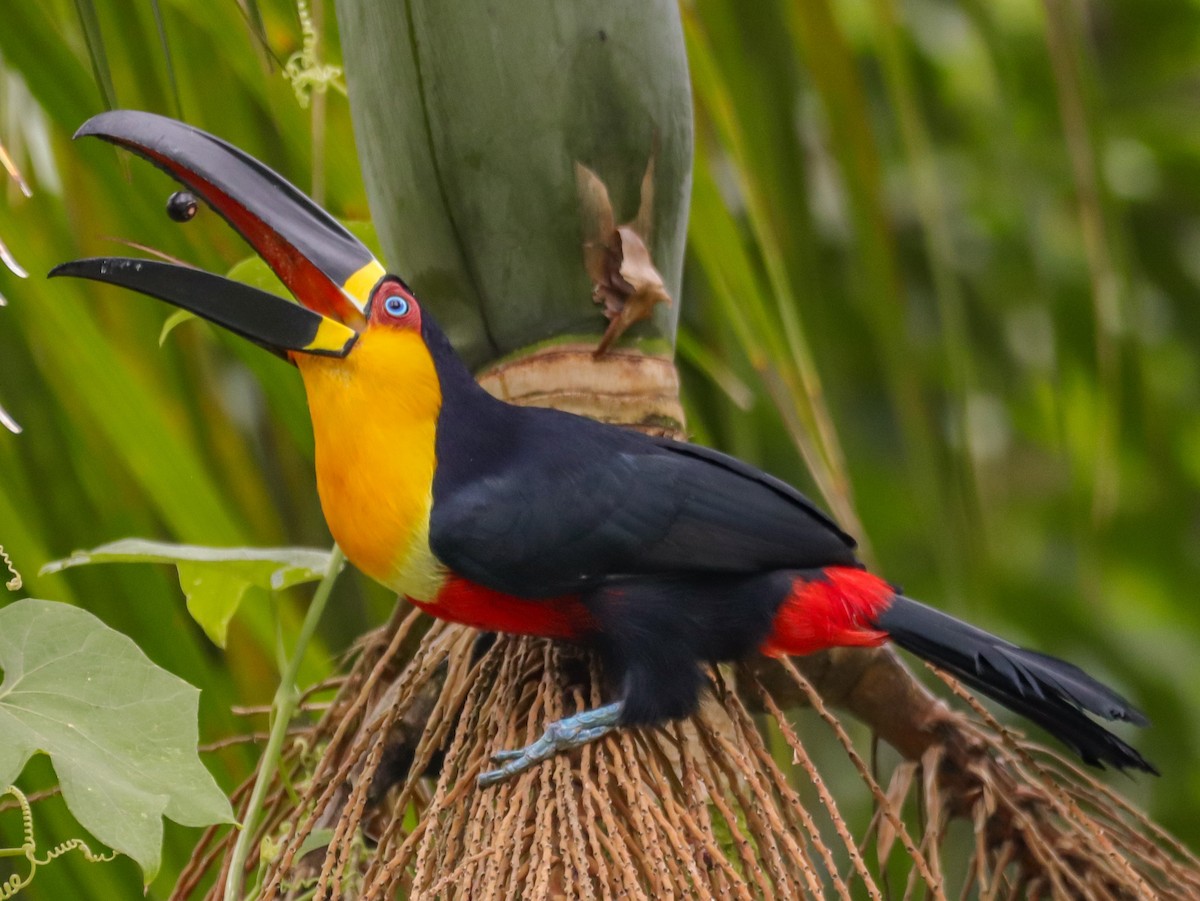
[760,567,893,657]
[410,576,595,641]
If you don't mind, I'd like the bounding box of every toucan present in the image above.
[52,111,1154,785]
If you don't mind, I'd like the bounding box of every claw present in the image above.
[478,701,623,788]
[489,748,528,763]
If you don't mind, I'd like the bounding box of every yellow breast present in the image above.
[295,327,446,601]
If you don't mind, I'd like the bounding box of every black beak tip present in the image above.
[73,112,113,141]
[73,109,160,143]
[48,258,120,282]
[47,261,78,279]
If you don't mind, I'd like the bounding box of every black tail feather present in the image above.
[875,595,1156,774]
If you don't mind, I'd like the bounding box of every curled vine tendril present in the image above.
[0,546,20,591]
[283,0,345,108]
[0,786,115,899]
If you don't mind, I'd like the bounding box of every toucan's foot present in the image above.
[477,701,623,787]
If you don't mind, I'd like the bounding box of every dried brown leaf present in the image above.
[575,164,616,254]
[575,158,673,357]
[632,135,658,246]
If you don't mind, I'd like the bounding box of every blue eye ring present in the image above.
[384,294,410,318]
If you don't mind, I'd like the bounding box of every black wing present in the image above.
[429,403,858,597]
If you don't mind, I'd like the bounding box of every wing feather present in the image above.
[429,405,858,597]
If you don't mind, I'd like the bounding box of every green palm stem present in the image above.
[224,545,344,901]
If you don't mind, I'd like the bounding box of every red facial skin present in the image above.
[368,278,424,333]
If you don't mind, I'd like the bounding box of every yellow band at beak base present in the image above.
[343,260,387,308]
[305,316,360,356]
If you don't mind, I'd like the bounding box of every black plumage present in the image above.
[875,595,1154,772]
[426,320,858,597]
[421,313,1153,772]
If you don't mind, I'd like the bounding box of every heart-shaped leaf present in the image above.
[0,598,234,883]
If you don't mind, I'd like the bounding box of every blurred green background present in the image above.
[1,0,1197,895]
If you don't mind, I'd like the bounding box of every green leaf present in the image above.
[149,0,183,119]
[42,540,336,647]
[0,598,234,884]
[71,0,118,110]
[226,256,292,300]
[295,826,335,860]
[158,308,195,347]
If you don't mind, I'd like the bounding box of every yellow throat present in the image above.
[295,327,445,601]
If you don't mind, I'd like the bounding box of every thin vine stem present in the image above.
[0,785,113,899]
[224,544,345,901]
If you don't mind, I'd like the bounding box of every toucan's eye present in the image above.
[384,294,409,317]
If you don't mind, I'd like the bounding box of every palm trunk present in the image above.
[335,0,690,366]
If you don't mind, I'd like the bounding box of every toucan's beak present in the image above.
[49,110,386,357]
[50,258,359,357]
